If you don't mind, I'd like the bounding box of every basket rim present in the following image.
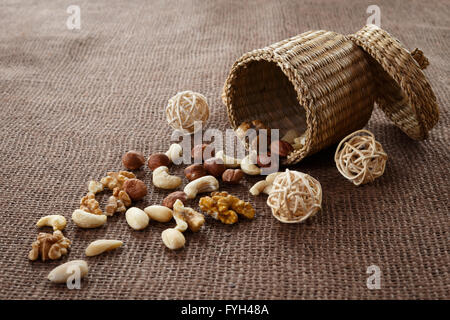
[223,47,315,164]
[349,24,439,140]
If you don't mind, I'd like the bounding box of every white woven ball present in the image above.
[267,169,322,223]
[165,91,209,134]
[334,130,387,186]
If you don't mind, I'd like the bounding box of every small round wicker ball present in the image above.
[334,129,387,186]
[165,90,209,134]
[267,169,322,223]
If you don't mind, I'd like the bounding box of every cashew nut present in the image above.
[265,172,282,184]
[144,205,173,222]
[161,228,185,250]
[125,207,149,230]
[249,181,270,196]
[215,150,241,168]
[173,199,205,232]
[36,215,67,231]
[240,153,261,175]
[47,260,88,283]
[85,239,123,256]
[250,172,281,195]
[152,166,182,190]
[262,184,273,194]
[172,207,188,232]
[72,209,107,228]
[184,175,219,199]
[161,201,193,250]
[165,143,183,164]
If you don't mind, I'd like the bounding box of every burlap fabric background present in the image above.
[0,0,448,300]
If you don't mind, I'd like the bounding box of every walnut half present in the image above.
[80,192,103,215]
[100,171,136,191]
[199,191,255,224]
[28,230,71,261]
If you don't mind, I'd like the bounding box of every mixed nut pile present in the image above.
[28,89,387,285]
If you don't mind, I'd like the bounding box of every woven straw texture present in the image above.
[0,0,448,300]
[349,24,439,140]
[224,30,375,164]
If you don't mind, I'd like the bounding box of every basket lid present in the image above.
[349,25,439,140]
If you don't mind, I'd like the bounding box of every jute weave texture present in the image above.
[0,0,448,299]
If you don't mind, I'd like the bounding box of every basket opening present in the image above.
[229,60,307,144]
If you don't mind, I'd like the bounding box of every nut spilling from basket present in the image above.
[28,21,440,287]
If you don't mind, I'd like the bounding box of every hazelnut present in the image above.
[191,144,215,161]
[270,140,294,157]
[148,153,170,170]
[162,191,187,209]
[123,178,148,201]
[222,169,244,184]
[203,157,226,177]
[257,153,272,168]
[184,164,207,181]
[122,151,146,170]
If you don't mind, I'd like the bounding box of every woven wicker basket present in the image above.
[223,30,376,164]
[349,25,439,140]
[223,26,439,164]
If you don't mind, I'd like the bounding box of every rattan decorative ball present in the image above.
[165,91,209,134]
[334,129,387,186]
[267,169,322,223]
